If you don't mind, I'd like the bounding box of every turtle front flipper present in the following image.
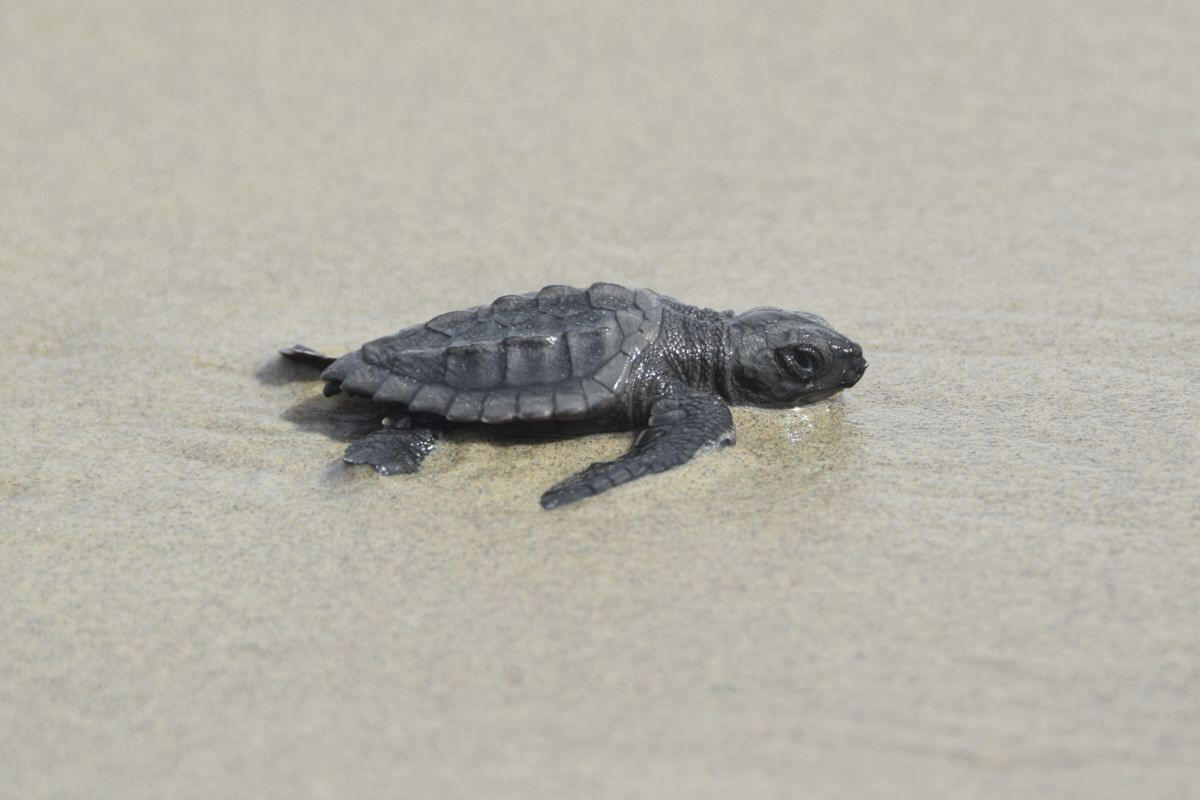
[540,388,735,509]
[344,424,441,475]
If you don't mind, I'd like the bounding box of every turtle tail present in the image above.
[279,344,339,370]
[281,346,393,399]
[309,349,382,398]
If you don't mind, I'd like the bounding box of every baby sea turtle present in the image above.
[281,283,866,509]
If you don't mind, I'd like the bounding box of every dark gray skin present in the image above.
[281,283,866,509]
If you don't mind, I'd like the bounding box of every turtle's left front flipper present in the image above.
[540,389,735,509]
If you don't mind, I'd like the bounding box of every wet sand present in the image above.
[2,1,1198,797]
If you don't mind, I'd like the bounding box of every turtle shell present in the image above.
[321,283,664,423]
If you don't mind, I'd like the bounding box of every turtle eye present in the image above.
[775,346,822,381]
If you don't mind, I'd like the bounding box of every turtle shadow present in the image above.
[259,353,391,442]
[258,355,378,442]
[255,354,322,386]
[281,393,399,443]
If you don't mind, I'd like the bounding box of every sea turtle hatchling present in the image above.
[280,283,867,509]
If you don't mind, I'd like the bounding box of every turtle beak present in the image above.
[841,354,867,386]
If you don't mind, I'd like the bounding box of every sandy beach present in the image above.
[2,1,1197,797]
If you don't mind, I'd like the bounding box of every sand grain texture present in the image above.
[1,1,1198,798]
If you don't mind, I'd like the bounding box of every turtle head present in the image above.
[727,307,867,407]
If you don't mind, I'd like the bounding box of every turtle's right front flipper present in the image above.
[540,388,735,509]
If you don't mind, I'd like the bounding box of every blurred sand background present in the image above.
[2,1,1198,797]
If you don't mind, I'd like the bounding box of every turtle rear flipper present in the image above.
[540,388,735,509]
[343,426,441,475]
[279,344,338,369]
